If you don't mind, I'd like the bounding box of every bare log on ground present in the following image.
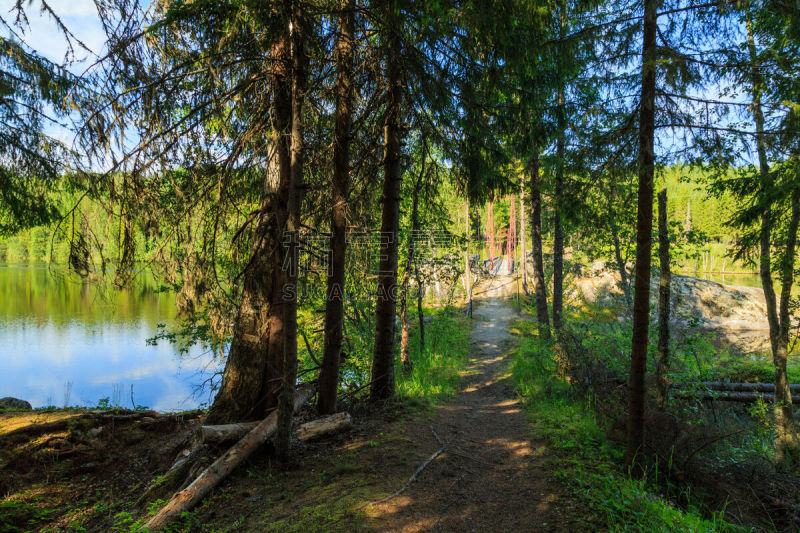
[675,391,800,404]
[674,382,800,394]
[201,412,352,444]
[143,385,314,531]
[137,444,212,505]
[297,412,352,442]
[197,421,259,444]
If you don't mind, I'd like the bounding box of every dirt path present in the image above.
[370,276,565,532]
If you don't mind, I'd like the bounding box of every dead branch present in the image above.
[363,426,445,508]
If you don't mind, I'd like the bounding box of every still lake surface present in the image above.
[0,264,220,411]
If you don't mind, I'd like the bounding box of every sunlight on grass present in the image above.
[510,320,743,532]
[396,310,471,404]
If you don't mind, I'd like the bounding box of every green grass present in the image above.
[396,309,471,404]
[509,319,744,532]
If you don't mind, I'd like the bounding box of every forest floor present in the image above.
[0,276,580,532]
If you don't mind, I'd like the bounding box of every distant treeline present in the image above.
[0,166,754,276]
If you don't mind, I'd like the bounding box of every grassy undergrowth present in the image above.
[396,308,471,404]
[509,318,743,532]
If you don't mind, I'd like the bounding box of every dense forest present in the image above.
[2,0,800,530]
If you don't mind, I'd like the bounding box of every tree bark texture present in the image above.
[748,22,799,464]
[318,0,355,415]
[205,23,292,425]
[625,0,657,473]
[656,189,671,409]
[371,0,403,402]
[276,1,308,461]
[529,152,550,340]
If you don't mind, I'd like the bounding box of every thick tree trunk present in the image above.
[275,2,308,461]
[674,391,800,404]
[674,382,800,394]
[656,189,671,409]
[297,412,353,442]
[625,0,657,473]
[318,0,355,416]
[371,1,403,402]
[529,152,550,340]
[144,386,314,531]
[205,27,292,426]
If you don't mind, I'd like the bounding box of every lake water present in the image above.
[693,272,761,287]
[0,264,220,411]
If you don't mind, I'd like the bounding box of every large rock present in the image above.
[573,261,627,305]
[573,261,772,354]
[0,397,32,410]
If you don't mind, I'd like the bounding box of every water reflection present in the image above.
[0,264,219,411]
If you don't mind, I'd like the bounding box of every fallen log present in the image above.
[297,412,352,442]
[197,421,259,444]
[674,391,800,404]
[137,445,212,506]
[674,382,800,394]
[143,384,315,531]
[200,412,352,444]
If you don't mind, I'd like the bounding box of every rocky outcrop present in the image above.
[0,397,32,410]
[573,261,772,354]
[573,261,627,306]
[667,274,770,354]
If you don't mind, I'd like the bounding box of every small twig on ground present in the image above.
[363,426,445,508]
[430,425,443,446]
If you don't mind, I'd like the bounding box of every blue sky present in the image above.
[4,0,106,64]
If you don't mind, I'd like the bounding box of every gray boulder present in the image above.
[0,397,32,410]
